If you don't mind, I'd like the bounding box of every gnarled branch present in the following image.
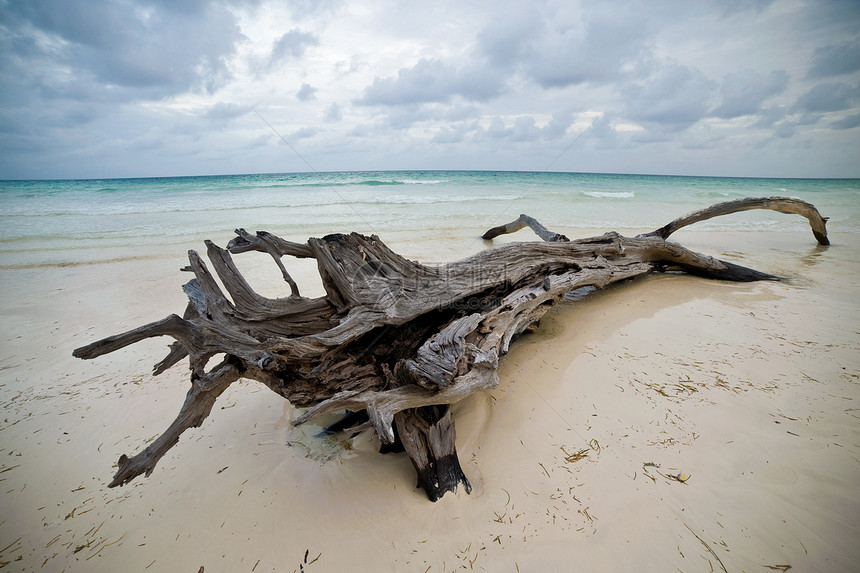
[641,196,829,245]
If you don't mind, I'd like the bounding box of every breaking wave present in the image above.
[581,191,635,198]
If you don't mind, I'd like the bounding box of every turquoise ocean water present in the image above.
[1,171,858,269]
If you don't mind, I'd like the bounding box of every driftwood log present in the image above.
[73,197,829,501]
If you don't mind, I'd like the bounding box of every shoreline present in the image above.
[0,228,858,571]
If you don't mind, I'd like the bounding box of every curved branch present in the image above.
[227,228,313,258]
[642,196,830,245]
[482,214,569,242]
[72,314,197,361]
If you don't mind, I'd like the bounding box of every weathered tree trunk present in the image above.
[73,197,829,501]
[396,406,471,502]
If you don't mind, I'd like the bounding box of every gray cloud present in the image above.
[587,114,625,149]
[753,106,787,128]
[324,103,342,122]
[629,130,673,144]
[381,105,442,130]
[474,3,653,89]
[356,58,506,106]
[542,110,577,139]
[774,120,797,139]
[289,126,316,140]
[796,0,860,39]
[268,29,318,67]
[808,41,860,78]
[711,70,789,119]
[483,116,543,142]
[0,0,257,179]
[428,111,576,146]
[297,83,318,101]
[793,82,860,113]
[1,0,246,98]
[830,113,860,130]
[444,105,481,122]
[622,64,717,131]
[682,136,725,150]
[431,124,472,144]
[475,5,543,69]
[713,0,776,16]
[796,113,822,126]
[521,7,653,88]
[357,3,653,113]
[204,102,253,120]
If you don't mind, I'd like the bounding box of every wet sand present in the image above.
[1,229,858,572]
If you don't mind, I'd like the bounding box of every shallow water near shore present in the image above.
[2,171,858,268]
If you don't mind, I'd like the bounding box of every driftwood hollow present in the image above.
[73,197,829,501]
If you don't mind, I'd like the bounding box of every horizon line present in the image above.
[3,168,860,183]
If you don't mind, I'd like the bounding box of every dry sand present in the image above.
[1,229,858,572]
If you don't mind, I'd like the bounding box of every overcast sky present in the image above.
[1,0,859,180]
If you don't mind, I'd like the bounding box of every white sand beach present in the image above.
[1,228,858,572]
